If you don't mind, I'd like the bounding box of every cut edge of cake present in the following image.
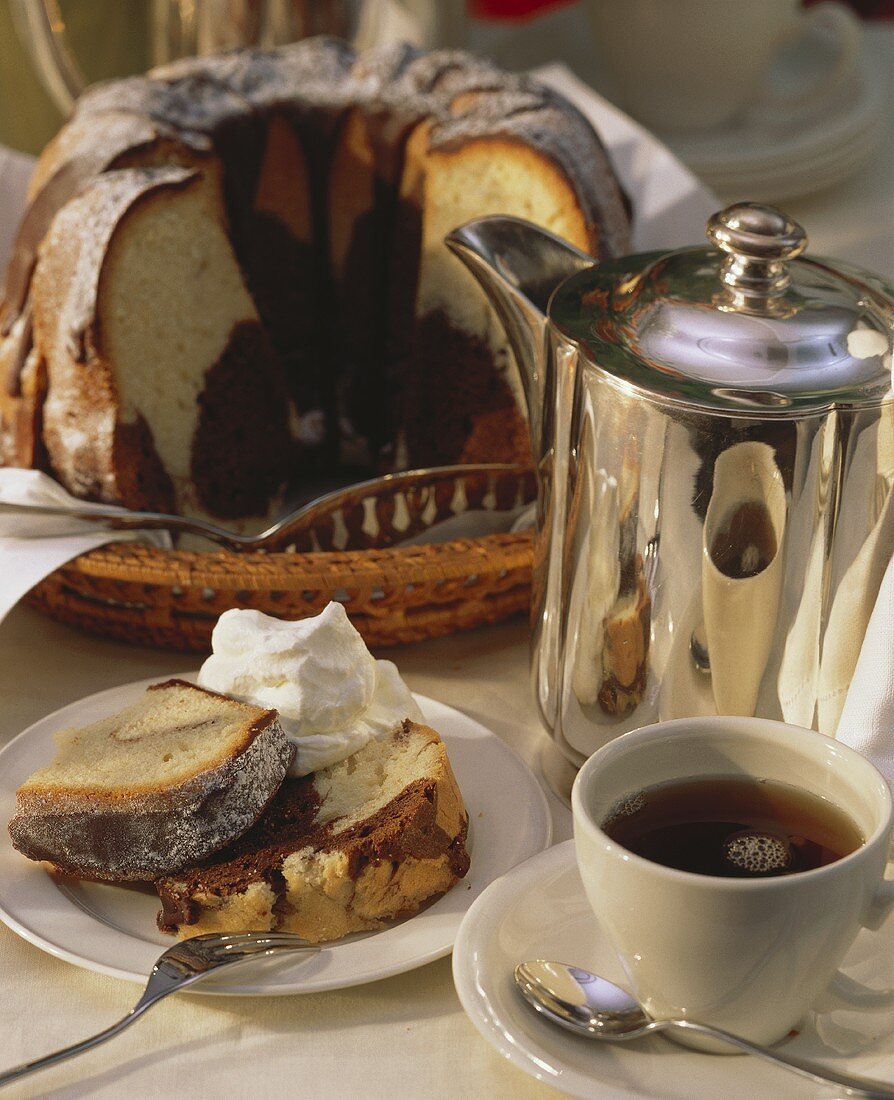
[31,165,294,523]
[8,679,294,883]
[156,719,470,942]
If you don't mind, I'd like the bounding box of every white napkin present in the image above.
[0,469,170,627]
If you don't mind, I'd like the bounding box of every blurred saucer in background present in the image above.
[664,11,887,202]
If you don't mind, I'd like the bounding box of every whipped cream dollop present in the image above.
[198,603,423,776]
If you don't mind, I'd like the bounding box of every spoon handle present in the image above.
[665,1019,894,1099]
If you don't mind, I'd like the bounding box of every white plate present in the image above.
[453,840,894,1100]
[0,678,551,996]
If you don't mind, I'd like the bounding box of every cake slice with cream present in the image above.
[159,603,469,940]
[8,602,469,938]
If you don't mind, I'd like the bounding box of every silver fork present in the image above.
[0,463,529,552]
[0,932,318,1088]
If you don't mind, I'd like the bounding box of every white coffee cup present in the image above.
[572,716,894,1050]
[586,0,861,134]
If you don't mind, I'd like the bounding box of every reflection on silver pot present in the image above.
[702,441,786,717]
[447,203,894,783]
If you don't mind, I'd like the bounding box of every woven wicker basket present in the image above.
[28,465,536,651]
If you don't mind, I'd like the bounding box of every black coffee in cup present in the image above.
[601,776,863,877]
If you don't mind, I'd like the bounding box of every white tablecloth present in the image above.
[1,23,893,1100]
[0,611,563,1100]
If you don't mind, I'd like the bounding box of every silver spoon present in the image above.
[515,960,894,1099]
[0,463,531,553]
[0,932,318,1089]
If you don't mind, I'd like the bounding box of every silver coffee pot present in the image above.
[448,204,894,785]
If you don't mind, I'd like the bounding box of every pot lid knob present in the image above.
[706,203,808,315]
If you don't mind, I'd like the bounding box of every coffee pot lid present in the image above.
[550,203,894,415]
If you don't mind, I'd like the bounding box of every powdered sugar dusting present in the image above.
[33,167,202,500]
[226,38,356,109]
[9,685,293,882]
[15,38,630,341]
[430,73,630,257]
[79,66,252,141]
[62,38,626,255]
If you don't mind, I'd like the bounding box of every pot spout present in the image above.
[445,216,593,456]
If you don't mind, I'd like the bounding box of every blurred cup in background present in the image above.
[586,0,861,133]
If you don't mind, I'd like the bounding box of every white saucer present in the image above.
[663,24,886,202]
[0,678,551,996]
[453,840,894,1099]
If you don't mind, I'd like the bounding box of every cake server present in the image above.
[0,931,319,1088]
[0,462,533,552]
[515,960,894,1099]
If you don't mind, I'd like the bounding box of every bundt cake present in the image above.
[156,719,470,942]
[0,38,630,527]
[8,679,293,882]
